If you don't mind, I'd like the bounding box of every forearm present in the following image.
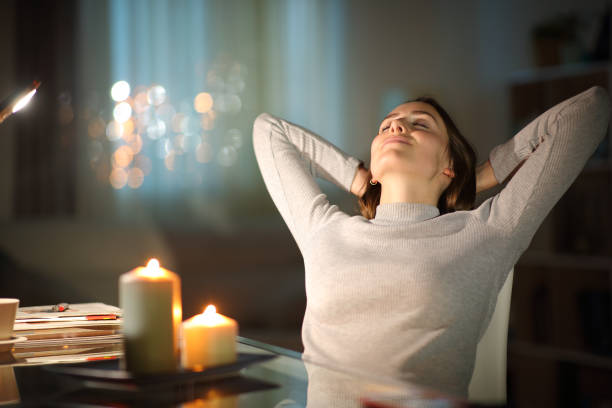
[485,86,610,238]
[263,114,362,193]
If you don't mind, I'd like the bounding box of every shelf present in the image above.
[517,250,612,271]
[509,340,612,371]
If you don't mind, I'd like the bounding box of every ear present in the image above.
[443,168,455,178]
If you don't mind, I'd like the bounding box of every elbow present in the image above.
[252,113,276,140]
[253,112,278,131]
[252,112,281,153]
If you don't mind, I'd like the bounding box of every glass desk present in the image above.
[0,337,495,407]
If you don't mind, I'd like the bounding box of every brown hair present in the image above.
[357,96,476,219]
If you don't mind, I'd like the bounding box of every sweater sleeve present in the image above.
[252,112,363,252]
[486,86,610,248]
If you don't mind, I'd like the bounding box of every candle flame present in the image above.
[190,304,234,326]
[203,304,216,316]
[137,258,165,278]
[147,258,160,269]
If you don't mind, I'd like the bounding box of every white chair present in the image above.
[468,268,514,404]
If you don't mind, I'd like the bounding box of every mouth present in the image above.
[382,136,413,146]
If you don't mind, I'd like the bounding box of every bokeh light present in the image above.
[112,145,134,168]
[113,101,132,123]
[111,81,131,102]
[122,118,135,136]
[93,59,248,189]
[147,85,167,106]
[127,168,145,189]
[106,120,124,141]
[194,92,213,113]
[146,118,167,140]
[109,168,128,189]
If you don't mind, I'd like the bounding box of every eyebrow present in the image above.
[382,110,440,126]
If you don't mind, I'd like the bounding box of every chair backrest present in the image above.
[468,268,514,404]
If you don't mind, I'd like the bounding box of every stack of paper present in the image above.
[13,303,123,351]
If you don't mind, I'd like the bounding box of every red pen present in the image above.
[51,303,70,312]
[16,315,119,323]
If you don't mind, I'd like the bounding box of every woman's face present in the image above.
[370,101,451,185]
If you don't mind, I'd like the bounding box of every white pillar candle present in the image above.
[119,258,182,374]
[181,305,238,370]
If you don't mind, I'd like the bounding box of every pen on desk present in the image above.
[16,315,119,323]
[50,303,69,312]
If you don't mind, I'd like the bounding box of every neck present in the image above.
[379,174,442,206]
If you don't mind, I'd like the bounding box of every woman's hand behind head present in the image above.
[350,163,371,198]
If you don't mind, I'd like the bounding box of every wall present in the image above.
[0,0,16,221]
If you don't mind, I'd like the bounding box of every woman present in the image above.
[252,86,610,397]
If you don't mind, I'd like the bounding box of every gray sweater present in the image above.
[252,86,610,397]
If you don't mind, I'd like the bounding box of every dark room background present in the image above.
[0,1,610,406]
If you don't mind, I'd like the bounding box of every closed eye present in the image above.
[381,122,428,132]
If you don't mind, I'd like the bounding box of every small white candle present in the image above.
[181,305,238,370]
[119,258,182,374]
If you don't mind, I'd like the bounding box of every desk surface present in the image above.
[0,337,493,407]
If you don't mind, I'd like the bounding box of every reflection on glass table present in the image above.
[0,336,495,407]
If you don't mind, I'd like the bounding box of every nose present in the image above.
[389,119,405,134]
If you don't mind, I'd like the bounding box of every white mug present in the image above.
[0,299,19,340]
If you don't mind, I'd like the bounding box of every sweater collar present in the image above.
[372,202,440,224]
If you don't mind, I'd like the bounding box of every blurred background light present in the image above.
[147,85,167,106]
[109,167,128,189]
[127,167,145,189]
[194,92,213,113]
[105,120,123,141]
[110,80,131,102]
[113,101,132,123]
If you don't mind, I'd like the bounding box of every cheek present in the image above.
[423,135,449,163]
[370,136,382,160]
